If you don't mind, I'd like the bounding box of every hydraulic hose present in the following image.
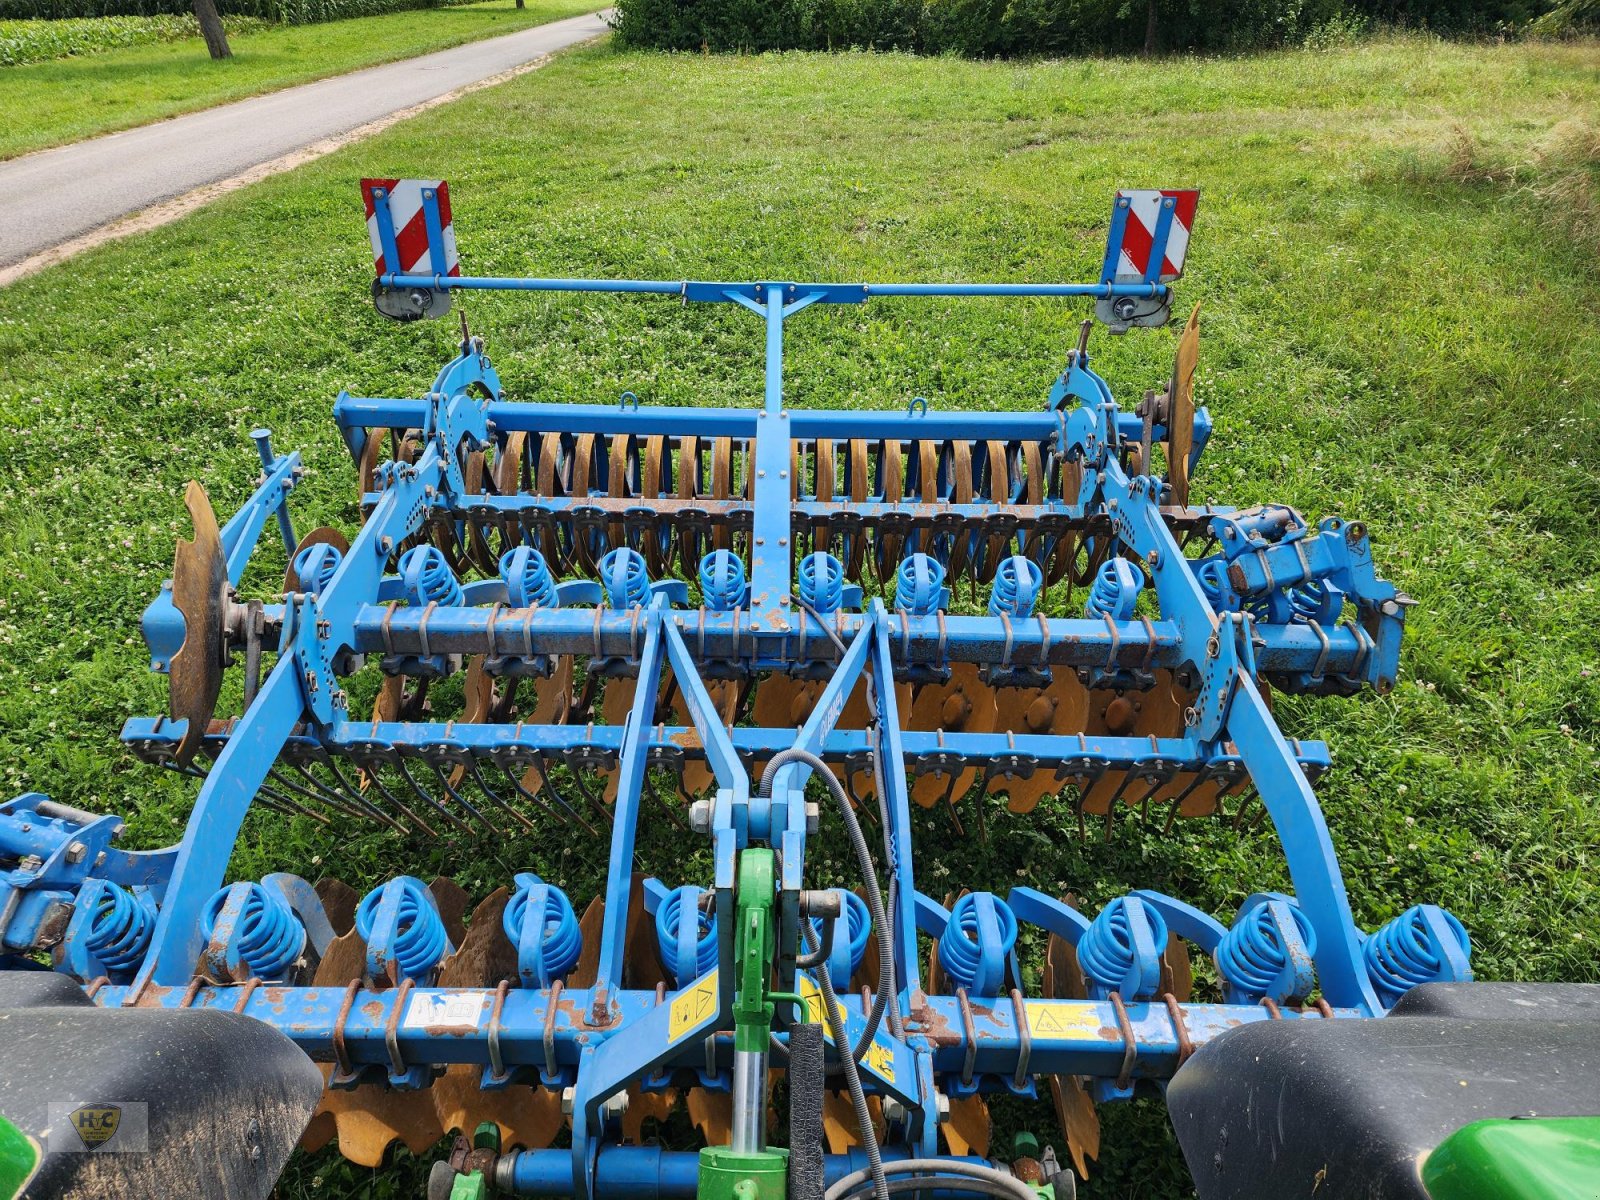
[760,747,895,1061]
[801,917,888,1200]
[826,1160,1038,1200]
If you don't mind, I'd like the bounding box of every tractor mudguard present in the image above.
[0,970,323,1200]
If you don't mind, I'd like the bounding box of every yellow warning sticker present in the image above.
[800,974,897,1083]
[798,974,846,1030]
[668,970,719,1042]
[866,1039,897,1083]
[1024,1000,1104,1040]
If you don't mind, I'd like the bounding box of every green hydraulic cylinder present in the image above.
[699,849,788,1200]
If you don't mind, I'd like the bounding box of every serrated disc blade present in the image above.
[169,482,226,766]
[1166,303,1201,508]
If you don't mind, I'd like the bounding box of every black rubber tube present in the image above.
[787,1021,826,1200]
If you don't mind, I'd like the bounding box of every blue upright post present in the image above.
[749,285,795,638]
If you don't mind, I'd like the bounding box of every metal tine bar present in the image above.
[508,755,601,838]
[465,760,539,835]
[321,751,438,838]
[265,766,396,831]
[369,756,471,834]
[417,756,502,835]
[1100,764,1143,844]
[284,759,408,834]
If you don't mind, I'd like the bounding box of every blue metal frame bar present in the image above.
[121,719,1330,778]
[378,275,1170,303]
[308,604,1376,682]
[86,981,1356,1078]
[333,394,1212,448]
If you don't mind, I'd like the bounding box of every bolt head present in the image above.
[560,1087,575,1115]
[65,842,87,864]
[689,799,712,834]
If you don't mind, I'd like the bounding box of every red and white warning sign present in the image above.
[1104,188,1199,283]
[360,178,461,279]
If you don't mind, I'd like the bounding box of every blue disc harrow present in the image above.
[10,181,1565,1200]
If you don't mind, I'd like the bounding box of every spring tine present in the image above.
[266,766,392,831]
[935,770,966,838]
[279,760,395,828]
[489,674,520,724]
[495,757,563,826]
[378,757,471,834]
[419,756,502,835]
[466,760,540,835]
[568,670,600,726]
[285,759,408,834]
[323,751,436,838]
[642,772,688,832]
[1231,786,1259,831]
[1161,770,1212,834]
[509,756,599,838]
[566,763,613,826]
[254,782,329,824]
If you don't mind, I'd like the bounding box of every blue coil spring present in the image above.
[356,876,450,982]
[398,545,463,608]
[500,546,558,609]
[654,885,718,986]
[989,555,1044,617]
[810,888,871,979]
[938,892,1017,995]
[1215,900,1318,999]
[796,552,845,614]
[83,881,158,975]
[598,547,651,610]
[1364,905,1471,1007]
[1285,578,1341,624]
[292,542,343,596]
[698,550,746,612]
[1193,557,1234,611]
[1084,557,1144,621]
[1078,897,1170,998]
[895,553,946,617]
[200,882,306,981]
[502,873,583,986]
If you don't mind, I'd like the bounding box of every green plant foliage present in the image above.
[611,0,1586,55]
[0,14,263,66]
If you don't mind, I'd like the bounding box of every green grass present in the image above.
[0,0,600,159]
[1,31,1599,1199]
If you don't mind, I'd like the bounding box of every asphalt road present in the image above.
[0,9,609,270]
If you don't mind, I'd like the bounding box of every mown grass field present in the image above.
[1,32,1598,1199]
[0,0,599,160]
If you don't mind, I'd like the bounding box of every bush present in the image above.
[611,0,1581,55]
[0,13,262,63]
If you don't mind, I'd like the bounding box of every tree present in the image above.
[193,0,232,59]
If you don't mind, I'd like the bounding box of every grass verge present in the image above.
[0,31,1597,1198]
[0,0,601,160]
